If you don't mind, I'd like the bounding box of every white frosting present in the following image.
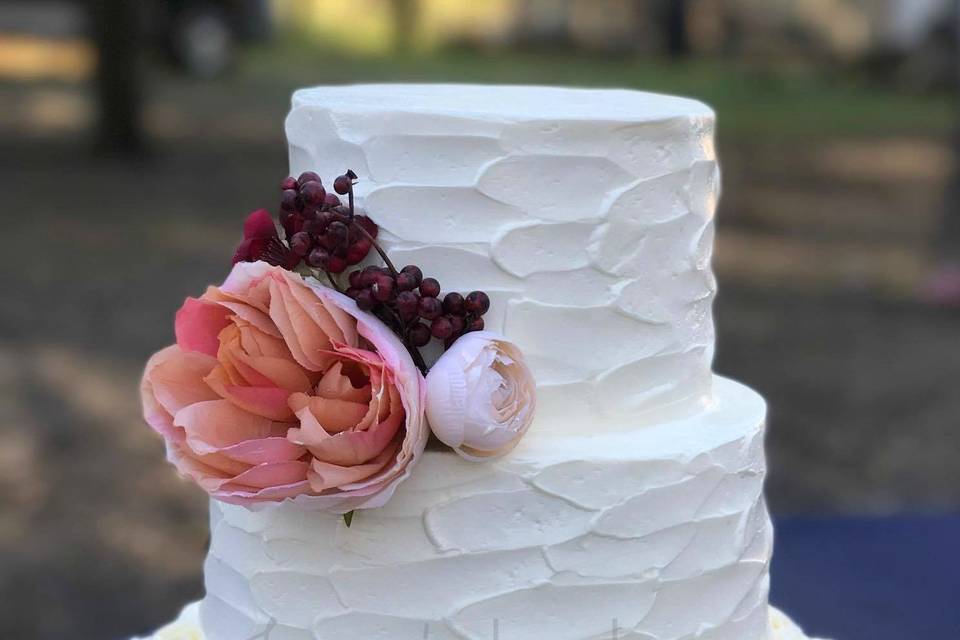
[196,377,793,640]
[139,602,824,640]
[285,84,719,435]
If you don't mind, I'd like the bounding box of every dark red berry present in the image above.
[401,265,423,286]
[359,266,380,288]
[465,316,485,333]
[345,287,362,300]
[396,273,417,292]
[396,291,419,320]
[409,323,431,347]
[355,289,376,311]
[442,292,465,315]
[280,189,298,211]
[300,181,326,206]
[448,314,465,335]
[281,176,298,191]
[306,247,330,269]
[345,239,372,266]
[327,221,348,246]
[290,231,313,257]
[297,171,321,188]
[327,255,347,274]
[372,276,394,303]
[324,193,341,208]
[348,270,363,289]
[418,296,442,320]
[431,316,454,339]
[419,278,441,298]
[333,175,352,195]
[465,291,490,315]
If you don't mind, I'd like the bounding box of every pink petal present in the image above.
[305,400,403,466]
[175,297,230,357]
[146,346,220,417]
[228,460,309,489]
[288,392,370,436]
[175,399,289,454]
[210,382,295,422]
[308,440,399,491]
[217,437,306,465]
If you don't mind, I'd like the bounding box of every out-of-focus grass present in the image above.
[243,41,955,139]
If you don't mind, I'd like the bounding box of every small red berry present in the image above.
[442,292,465,315]
[324,193,341,208]
[372,276,395,303]
[396,273,417,292]
[360,266,380,288]
[448,314,465,335]
[281,176,298,191]
[465,316,485,333]
[280,189,298,211]
[348,270,363,288]
[345,287,362,299]
[300,181,326,206]
[290,231,313,257]
[306,247,330,269]
[327,255,348,273]
[297,171,321,188]
[401,265,423,286]
[355,289,376,311]
[409,323,431,347]
[326,221,348,246]
[420,278,441,298]
[396,291,419,320]
[418,296,442,320]
[333,175,352,195]
[431,316,454,340]
[465,291,490,315]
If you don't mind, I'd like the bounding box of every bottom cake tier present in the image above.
[152,377,823,640]
[138,603,824,639]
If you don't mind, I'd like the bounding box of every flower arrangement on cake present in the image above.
[141,171,536,524]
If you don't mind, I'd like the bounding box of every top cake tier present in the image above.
[286,84,719,436]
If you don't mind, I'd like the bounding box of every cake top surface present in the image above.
[292,83,713,122]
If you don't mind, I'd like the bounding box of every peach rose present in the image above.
[141,261,427,512]
[425,331,536,461]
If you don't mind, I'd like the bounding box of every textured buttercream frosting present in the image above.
[197,378,790,639]
[286,84,719,436]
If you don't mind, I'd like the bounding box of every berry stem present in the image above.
[351,220,399,278]
[406,337,429,375]
[324,270,343,293]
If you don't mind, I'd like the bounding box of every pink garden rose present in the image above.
[141,261,427,512]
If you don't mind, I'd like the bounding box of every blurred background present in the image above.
[1,0,958,638]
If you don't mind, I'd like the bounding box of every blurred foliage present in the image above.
[241,39,955,139]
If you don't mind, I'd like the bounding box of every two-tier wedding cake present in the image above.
[138,85,824,640]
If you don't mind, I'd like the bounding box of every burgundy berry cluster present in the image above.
[345,263,490,353]
[279,170,379,274]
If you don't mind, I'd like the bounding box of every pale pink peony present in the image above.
[425,331,536,461]
[141,261,427,512]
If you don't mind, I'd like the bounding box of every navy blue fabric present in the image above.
[770,515,960,639]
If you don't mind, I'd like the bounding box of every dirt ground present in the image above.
[1,71,958,638]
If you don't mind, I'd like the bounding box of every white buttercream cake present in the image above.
[142,85,825,640]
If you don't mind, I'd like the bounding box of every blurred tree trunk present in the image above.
[663,0,690,57]
[88,0,145,155]
[390,0,419,54]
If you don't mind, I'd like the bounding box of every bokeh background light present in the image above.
[1,1,958,638]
